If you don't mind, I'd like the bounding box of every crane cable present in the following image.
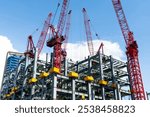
[51,2,61,25]
[89,19,100,39]
[89,19,104,54]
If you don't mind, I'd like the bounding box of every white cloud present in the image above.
[39,53,50,62]
[0,35,17,88]
[40,39,125,62]
[65,39,125,62]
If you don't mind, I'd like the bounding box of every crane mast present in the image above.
[112,0,146,100]
[82,8,94,56]
[47,0,69,70]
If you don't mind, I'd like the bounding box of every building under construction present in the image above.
[0,0,146,100]
[0,51,131,100]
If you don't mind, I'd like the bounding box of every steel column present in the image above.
[110,56,117,100]
[72,79,75,100]
[98,52,105,100]
[52,75,57,100]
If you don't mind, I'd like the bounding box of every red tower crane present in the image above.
[47,0,69,70]
[82,8,94,56]
[112,0,146,100]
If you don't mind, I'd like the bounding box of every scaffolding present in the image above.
[0,49,132,100]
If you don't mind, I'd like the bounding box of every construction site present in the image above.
[0,0,148,100]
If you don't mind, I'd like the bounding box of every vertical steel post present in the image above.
[76,61,79,73]
[12,62,22,100]
[88,82,92,100]
[64,57,67,76]
[110,56,117,100]
[91,88,95,100]
[98,52,105,100]
[50,53,54,68]
[116,82,121,100]
[31,48,38,99]
[46,53,48,64]
[33,48,38,79]
[87,56,92,100]
[72,79,75,100]
[52,75,57,100]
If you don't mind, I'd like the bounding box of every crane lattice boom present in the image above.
[57,0,69,35]
[36,13,52,57]
[82,8,94,56]
[112,0,146,100]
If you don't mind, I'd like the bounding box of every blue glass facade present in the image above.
[6,56,21,72]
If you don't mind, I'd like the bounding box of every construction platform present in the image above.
[0,50,132,100]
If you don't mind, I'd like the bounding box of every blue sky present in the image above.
[0,0,150,92]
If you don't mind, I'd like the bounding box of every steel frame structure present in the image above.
[0,51,131,100]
